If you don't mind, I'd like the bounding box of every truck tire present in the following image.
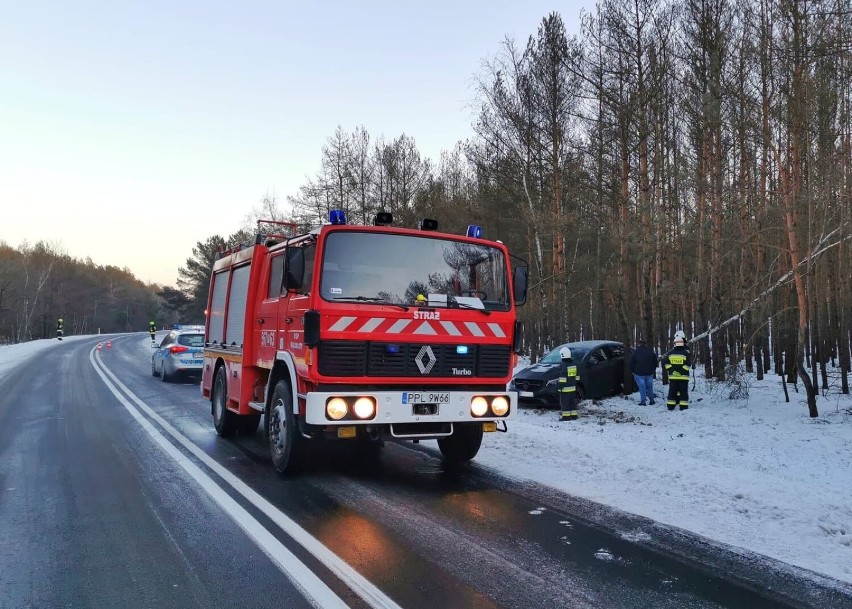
[438,423,483,464]
[212,366,237,437]
[267,380,302,474]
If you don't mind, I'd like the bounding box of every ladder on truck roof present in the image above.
[216,219,302,258]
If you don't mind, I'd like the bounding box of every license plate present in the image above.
[184,359,203,365]
[519,391,534,397]
[402,391,450,404]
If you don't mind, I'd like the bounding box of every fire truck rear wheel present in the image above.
[437,423,483,464]
[268,381,303,474]
[212,366,237,437]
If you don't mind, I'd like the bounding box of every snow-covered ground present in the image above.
[4,338,850,586]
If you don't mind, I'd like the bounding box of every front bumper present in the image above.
[514,385,559,406]
[305,390,516,426]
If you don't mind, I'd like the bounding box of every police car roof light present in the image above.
[329,210,347,225]
[466,225,483,238]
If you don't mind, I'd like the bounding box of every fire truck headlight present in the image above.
[353,397,376,419]
[326,398,348,420]
[491,396,510,416]
[470,396,489,417]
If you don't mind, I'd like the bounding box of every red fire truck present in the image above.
[201,211,527,474]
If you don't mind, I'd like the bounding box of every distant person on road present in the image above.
[557,346,580,422]
[56,318,64,341]
[629,337,658,405]
[663,331,691,411]
[149,321,157,346]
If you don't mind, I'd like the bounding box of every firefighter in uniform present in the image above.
[56,318,64,341]
[663,331,691,410]
[149,320,157,346]
[557,346,580,421]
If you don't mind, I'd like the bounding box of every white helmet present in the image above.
[559,346,572,359]
[674,330,686,345]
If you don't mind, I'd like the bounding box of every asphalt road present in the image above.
[1,334,849,609]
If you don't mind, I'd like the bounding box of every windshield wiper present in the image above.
[447,295,491,315]
[332,296,409,311]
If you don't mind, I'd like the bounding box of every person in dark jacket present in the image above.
[56,318,64,341]
[629,337,658,405]
[663,331,691,410]
[557,346,580,421]
[149,320,157,346]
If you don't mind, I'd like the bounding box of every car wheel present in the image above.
[151,358,159,377]
[576,384,586,403]
[212,366,237,437]
[161,362,171,383]
[267,381,303,474]
[438,423,483,465]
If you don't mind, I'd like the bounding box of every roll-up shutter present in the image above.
[208,271,228,344]
[225,264,251,346]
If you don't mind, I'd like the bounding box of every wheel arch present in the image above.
[267,351,299,414]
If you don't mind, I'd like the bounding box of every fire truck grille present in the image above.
[318,341,510,378]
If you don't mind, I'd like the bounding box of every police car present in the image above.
[151,325,205,382]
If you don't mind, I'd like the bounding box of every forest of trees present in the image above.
[275,0,852,413]
[5,0,849,416]
[0,241,169,341]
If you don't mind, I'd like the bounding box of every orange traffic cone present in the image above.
[97,342,102,351]
[106,340,112,349]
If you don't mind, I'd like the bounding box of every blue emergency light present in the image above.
[386,344,400,354]
[456,345,469,355]
[329,210,347,225]
[466,225,483,238]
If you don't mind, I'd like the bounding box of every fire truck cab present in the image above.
[201,211,527,474]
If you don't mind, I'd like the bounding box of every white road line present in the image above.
[88,350,348,609]
[90,349,403,609]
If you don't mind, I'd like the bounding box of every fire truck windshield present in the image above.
[320,231,510,311]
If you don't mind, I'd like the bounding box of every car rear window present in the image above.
[178,334,205,347]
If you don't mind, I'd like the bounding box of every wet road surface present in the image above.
[1,334,850,609]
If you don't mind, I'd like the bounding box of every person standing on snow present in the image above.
[557,346,580,421]
[56,318,64,341]
[149,321,157,346]
[663,331,691,410]
[629,337,658,405]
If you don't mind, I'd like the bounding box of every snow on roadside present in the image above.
[477,368,852,584]
[0,335,91,375]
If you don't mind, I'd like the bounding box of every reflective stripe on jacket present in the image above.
[557,362,579,393]
[663,346,691,381]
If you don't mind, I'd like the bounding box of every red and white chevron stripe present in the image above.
[326,316,507,339]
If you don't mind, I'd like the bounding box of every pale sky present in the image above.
[0,1,591,286]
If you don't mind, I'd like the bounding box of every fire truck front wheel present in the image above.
[437,423,483,465]
[267,381,303,474]
[212,366,237,437]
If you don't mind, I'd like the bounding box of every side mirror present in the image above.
[284,247,305,291]
[513,265,528,306]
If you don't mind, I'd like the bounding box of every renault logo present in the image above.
[415,345,437,374]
